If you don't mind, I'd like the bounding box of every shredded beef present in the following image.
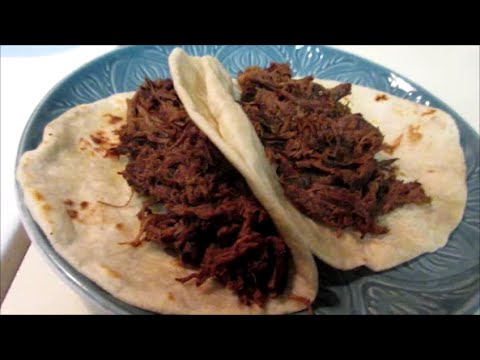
[238,64,430,237]
[111,79,290,306]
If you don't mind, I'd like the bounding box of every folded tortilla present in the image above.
[169,48,467,271]
[17,92,318,314]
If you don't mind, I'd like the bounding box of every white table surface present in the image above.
[1,45,478,315]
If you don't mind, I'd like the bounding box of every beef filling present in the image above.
[110,79,290,306]
[238,63,430,236]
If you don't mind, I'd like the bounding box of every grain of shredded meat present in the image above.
[110,79,290,306]
[238,63,431,236]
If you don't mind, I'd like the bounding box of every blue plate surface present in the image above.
[16,45,480,314]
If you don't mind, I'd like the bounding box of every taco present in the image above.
[17,77,318,314]
[169,48,467,271]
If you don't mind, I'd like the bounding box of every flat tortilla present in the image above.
[17,91,318,314]
[170,48,467,271]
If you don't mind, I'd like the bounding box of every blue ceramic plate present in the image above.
[16,46,480,314]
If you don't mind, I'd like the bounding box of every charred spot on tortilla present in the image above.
[408,124,423,143]
[168,292,176,301]
[103,113,123,124]
[42,204,52,212]
[375,94,389,101]
[64,199,74,206]
[110,78,291,307]
[238,63,430,237]
[381,134,403,155]
[80,201,89,209]
[87,131,122,158]
[66,209,78,219]
[33,190,45,202]
[421,109,436,116]
[90,131,108,145]
[115,223,124,231]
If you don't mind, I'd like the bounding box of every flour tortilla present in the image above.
[169,48,467,271]
[17,92,318,314]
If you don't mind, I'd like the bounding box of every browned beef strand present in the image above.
[238,63,431,237]
[110,79,290,306]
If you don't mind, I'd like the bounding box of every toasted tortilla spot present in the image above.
[42,204,52,212]
[381,134,403,155]
[115,223,124,231]
[422,109,436,116]
[427,169,435,173]
[90,132,107,145]
[408,124,423,143]
[100,265,122,279]
[375,94,388,102]
[89,130,117,157]
[104,113,123,124]
[80,201,89,209]
[64,199,74,206]
[33,190,44,202]
[168,292,176,301]
[66,209,78,219]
